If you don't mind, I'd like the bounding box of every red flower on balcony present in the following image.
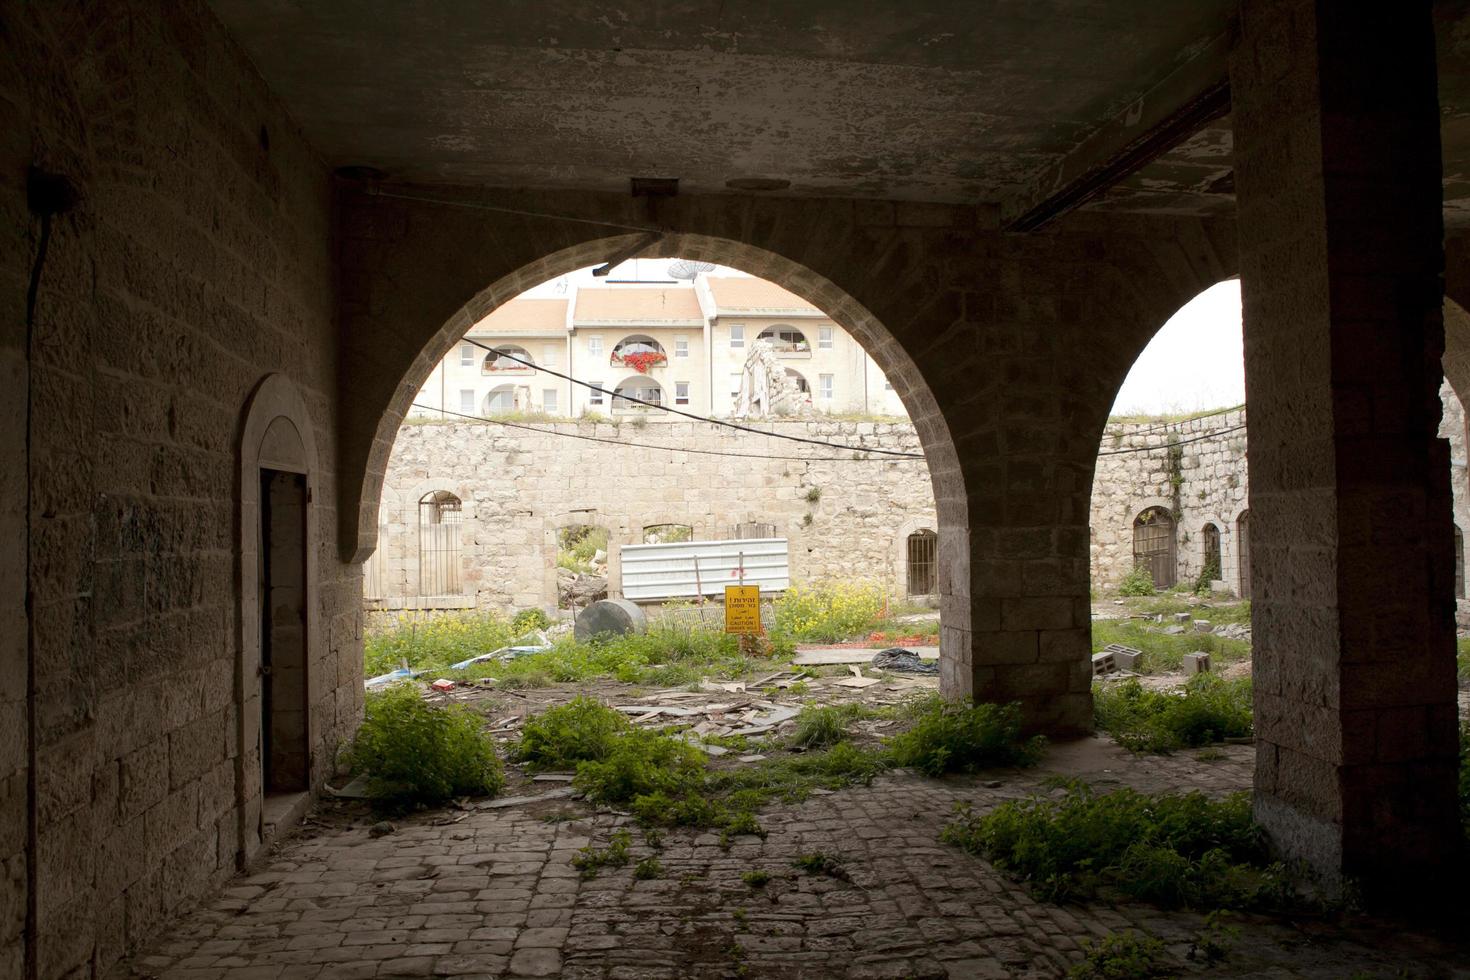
[615,350,667,374]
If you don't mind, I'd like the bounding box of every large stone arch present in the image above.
[338,187,1241,731]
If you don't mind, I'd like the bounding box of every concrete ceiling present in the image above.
[208,1,1470,222]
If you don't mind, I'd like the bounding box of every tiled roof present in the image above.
[573,287,704,323]
[705,276,820,314]
[468,298,568,334]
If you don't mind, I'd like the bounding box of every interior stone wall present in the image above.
[2,3,359,976]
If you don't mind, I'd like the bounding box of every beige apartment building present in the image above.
[412,276,906,419]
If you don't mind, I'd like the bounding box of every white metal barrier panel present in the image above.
[620,538,790,601]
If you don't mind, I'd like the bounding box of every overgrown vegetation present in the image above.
[556,524,609,574]
[365,612,519,677]
[343,683,505,804]
[943,783,1285,909]
[513,696,632,770]
[572,829,632,879]
[1091,619,1250,674]
[1069,931,1171,979]
[1093,675,1253,753]
[886,697,1044,776]
[1458,637,1470,685]
[788,702,878,749]
[773,581,887,642]
[1117,565,1156,597]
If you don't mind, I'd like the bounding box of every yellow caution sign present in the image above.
[724,585,762,635]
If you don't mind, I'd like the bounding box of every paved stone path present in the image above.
[117,740,1470,979]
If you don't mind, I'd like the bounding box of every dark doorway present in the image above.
[260,468,309,795]
[1201,523,1221,583]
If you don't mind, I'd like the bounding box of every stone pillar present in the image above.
[1232,0,1461,893]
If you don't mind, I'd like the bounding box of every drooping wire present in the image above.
[462,337,926,459]
[411,403,919,462]
[1096,423,1247,456]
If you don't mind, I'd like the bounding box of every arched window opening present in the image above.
[612,377,664,414]
[1132,507,1176,590]
[418,491,463,596]
[785,368,811,395]
[643,523,693,544]
[483,345,534,374]
[732,521,777,540]
[1456,526,1464,600]
[907,528,938,596]
[1237,510,1252,599]
[757,325,811,355]
[484,384,522,415]
[1201,523,1221,586]
[611,335,667,373]
[557,524,609,609]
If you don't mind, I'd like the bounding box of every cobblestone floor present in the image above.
[118,739,1470,980]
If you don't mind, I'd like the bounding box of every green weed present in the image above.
[513,696,631,770]
[1117,566,1156,597]
[1093,675,1253,753]
[633,856,663,880]
[1069,931,1171,979]
[788,702,874,749]
[343,683,505,804]
[942,784,1284,909]
[742,870,771,888]
[511,608,552,633]
[772,581,887,642]
[886,697,1045,776]
[364,612,517,677]
[572,829,632,879]
[792,852,849,879]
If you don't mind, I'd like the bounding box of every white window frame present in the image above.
[675,336,689,358]
[819,374,834,400]
[587,335,603,356]
[730,372,743,398]
[675,381,690,405]
[459,344,475,367]
[543,388,558,414]
[729,325,744,349]
[589,382,605,406]
[458,389,475,414]
[818,326,833,350]
[542,344,558,368]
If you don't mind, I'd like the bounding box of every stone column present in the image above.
[1232,0,1461,893]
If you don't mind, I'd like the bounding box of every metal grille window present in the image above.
[1237,510,1251,599]
[643,523,693,543]
[733,521,776,539]
[906,529,938,596]
[418,491,463,596]
[1132,507,1176,589]
[1201,523,1221,580]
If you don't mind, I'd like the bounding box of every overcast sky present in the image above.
[523,260,1245,416]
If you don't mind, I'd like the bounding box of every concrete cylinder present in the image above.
[574,598,648,641]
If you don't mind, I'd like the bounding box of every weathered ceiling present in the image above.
[208,1,1470,223]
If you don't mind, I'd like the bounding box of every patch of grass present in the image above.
[364,612,517,677]
[512,696,630,771]
[788,702,874,749]
[1117,565,1156,597]
[792,852,849,879]
[572,829,631,879]
[511,608,552,633]
[575,728,710,805]
[344,683,505,804]
[772,581,887,642]
[1458,637,1470,684]
[741,870,771,888]
[497,670,553,690]
[942,784,1285,909]
[1094,675,1253,753]
[1069,931,1172,979]
[886,696,1045,776]
[1091,619,1250,673]
[634,856,662,880]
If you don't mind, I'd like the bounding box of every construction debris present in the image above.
[793,647,938,666]
[478,787,577,809]
[870,648,939,674]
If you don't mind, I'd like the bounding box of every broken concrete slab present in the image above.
[478,787,577,809]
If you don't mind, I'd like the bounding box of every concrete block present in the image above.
[1101,643,1142,671]
[1193,619,1213,632]
[1090,651,1115,676]
[1183,652,1212,675]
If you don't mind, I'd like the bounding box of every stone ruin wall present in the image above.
[1088,409,1251,593]
[375,382,1470,617]
[372,419,939,611]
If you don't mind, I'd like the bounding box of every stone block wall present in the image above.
[373,419,938,610]
[3,3,361,977]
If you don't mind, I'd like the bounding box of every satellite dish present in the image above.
[668,259,715,281]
